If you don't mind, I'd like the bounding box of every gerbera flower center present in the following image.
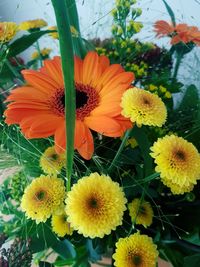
[75,82,99,120]
[50,83,99,120]
[76,90,88,109]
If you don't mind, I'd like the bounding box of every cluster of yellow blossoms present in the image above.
[0,22,18,43]
[147,84,172,99]
[31,48,52,60]
[19,19,47,31]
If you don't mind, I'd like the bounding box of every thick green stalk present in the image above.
[172,51,182,80]
[51,0,75,191]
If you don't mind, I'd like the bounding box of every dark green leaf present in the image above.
[178,85,199,111]
[52,239,76,260]
[54,258,75,266]
[39,262,54,267]
[162,0,176,26]
[130,126,153,176]
[183,254,200,267]
[7,30,55,57]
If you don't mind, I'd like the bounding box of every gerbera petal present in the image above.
[22,70,59,93]
[4,108,45,124]
[74,120,86,149]
[97,64,124,89]
[21,115,63,138]
[43,58,63,87]
[99,55,110,72]
[55,121,66,154]
[100,72,134,96]
[74,56,83,83]
[84,116,121,135]
[82,51,102,86]
[76,125,94,160]
[5,86,46,102]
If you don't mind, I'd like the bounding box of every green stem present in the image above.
[35,41,43,67]
[51,0,75,191]
[5,59,22,80]
[172,51,182,80]
[108,129,131,174]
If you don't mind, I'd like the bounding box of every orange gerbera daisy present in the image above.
[4,51,134,160]
[171,24,200,46]
[154,20,200,46]
[154,20,174,37]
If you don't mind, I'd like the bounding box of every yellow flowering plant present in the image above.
[0,0,200,266]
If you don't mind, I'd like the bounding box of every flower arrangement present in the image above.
[0,0,200,266]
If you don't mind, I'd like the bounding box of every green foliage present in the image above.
[6,30,56,58]
[162,0,176,26]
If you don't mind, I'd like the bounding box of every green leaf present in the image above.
[162,0,176,26]
[183,254,200,267]
[54,258,75,266]
[51,0,75,191]
[178,84,199,111]
[7,30,55,57]
[160,247,183,267]
[52,239,76,260]
[130,126,153,176]
[39,262,54,267]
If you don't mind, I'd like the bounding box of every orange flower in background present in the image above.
[171,24,200,46]
[4,51,134,160]
[154,20,200,46]
[154,20,174,37]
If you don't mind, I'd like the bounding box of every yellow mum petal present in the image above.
[150,135,200,194]
[113,232,158,267]
[21,175,66,223]
[121,87,167,127]
[128,198,153,227]
[40,146,65,176]
[65,173,127,238]
[0,22,18,43]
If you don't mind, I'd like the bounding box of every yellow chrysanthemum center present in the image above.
[40,146,65,175]
[0,22,18,43]
[121,87,167,127]
[21,175,66,223]
[19,19,47,31]
[51,213,73,237]
[128,199,153,227]
[31,48,52,60]
[113,233,159,267]
[65,172,127,238]
[150,135,200,194]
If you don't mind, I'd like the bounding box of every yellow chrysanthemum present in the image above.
[51,213,73,237]
[150,135,200,194]
[128,199,153,227]
[40,146,65,175]
[21,175,66,223]
[19,19,47,31]
[65,173,127,238]
[0,22,18,43]
[113,233,158,267]
[48,25,79,39]
[121,87,167,127]
[31,48,52,60]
